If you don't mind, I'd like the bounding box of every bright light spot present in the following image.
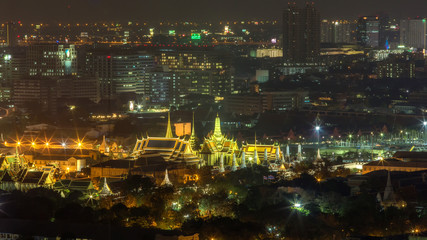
[90,195,93,199]
[69,105,76,111]
[294,203,301,208]
[45,142,49,146]
[17,142,21,146]
[315,126,320,131]
[31,142,35,146]
[78,142,82,147]
[62,143,66,147]
[424,121,427,126]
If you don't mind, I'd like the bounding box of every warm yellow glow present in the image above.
[31,142,35,146]
[78,142,82,147]
[45,142,49,146]
[17,142,21,146]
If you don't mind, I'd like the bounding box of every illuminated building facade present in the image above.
[240,144,283,165]
[400,18,427,49]
[320,20,355,44]
[27,44,77,77]
[84,50,154,99]
[131,113,200,165]
[357,16,380,47]
[158,50,233,98]
[199,114,238,166]
[376,60,415,79]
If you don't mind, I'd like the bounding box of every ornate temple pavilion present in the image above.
[131,112,200,165]
[240,141,283,165]
[199,114,239,166]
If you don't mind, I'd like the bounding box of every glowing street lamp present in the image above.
[315,126,320,144]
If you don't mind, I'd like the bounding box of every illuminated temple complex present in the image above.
[199,114,239,166]
[240,141,284,165]
[131,112,200,165]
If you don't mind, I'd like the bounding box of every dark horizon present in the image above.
[0,0,426,22]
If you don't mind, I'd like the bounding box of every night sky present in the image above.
[0,0,426,22]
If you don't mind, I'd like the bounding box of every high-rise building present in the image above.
[0,47,26,87]
[83,50,154,99]
[321,20,355,44]
[158,49,233,98]
[400,18,427,49]
[357,16,380,47]
[27,44,77,77]
[6,22,17,47]
[282,2,320,63]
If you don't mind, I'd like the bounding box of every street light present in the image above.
[315,126,320,145]
[423,122,427,144]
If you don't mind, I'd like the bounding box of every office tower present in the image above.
[0,47,26,87]
[84,50,154,99]
[282,2,320,63]
[158,49,233,98]
[6,22,17,47]
[27,44,77,77]
[400,18,427,49]
[321,20,355,44]
[357,16,380,47]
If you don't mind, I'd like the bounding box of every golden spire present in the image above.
[190,111,198,151]
[213,113,222,138]
[165,112,173,138]
[254,132,257,147]
[191,111,195,137]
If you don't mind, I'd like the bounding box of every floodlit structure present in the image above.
[199,114,238,166]
[132,112,200,165]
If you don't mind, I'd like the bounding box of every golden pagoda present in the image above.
[131,112,200,165]
[199,114,238,166]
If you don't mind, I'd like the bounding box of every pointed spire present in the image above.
[383,171,395,202]
[99,135,107,154]
[191,111,196,137]
[254,147,260,165]
[254,132,257,147]
[240,151,246,168]
[376,192,382,203]
[219,153,225,173]
[189,111,197,150]
[161,169,173,186]
[231,153,237,171]
[297,144,303,162]
[165,112,173,138]
[316,149,322,161]
[99,177,113,196]
[213,113,222,138]
[264,148,268,164]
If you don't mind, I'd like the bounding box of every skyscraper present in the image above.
[321,20,355,44]
[27,44,77,77]
[282,2,320,63]
[357,16,380,48]
[6,21,17,47]
[400,18,427,50]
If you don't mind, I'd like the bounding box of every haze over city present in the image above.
[1,0,427,21]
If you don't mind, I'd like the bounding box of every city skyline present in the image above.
[0,0,427,22]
